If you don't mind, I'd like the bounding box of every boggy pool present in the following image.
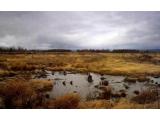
[36,71,160,100]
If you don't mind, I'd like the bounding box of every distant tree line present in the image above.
[111,49,146,53]
[0,47,27,53]
[77,49,160,53]
[76,49,110,53]
[0,47,72,54]
[111,49,160,53]
[0,46,160,54]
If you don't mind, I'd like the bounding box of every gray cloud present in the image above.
[0,11,160,49]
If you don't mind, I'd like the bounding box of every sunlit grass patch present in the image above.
[78,100,113,109]
[45,93,80,109]
[113,98,143,109]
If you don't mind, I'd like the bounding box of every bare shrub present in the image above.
[0,80,38,108]
[132,88,158,104]
[45,93,80,109]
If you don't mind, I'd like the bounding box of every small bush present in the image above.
[0,80,38,108]
[132,88,158,104]
[45,93,80,109]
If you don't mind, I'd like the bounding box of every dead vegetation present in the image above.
[29,79,54,92]
[78,100,113,109]
[0,53,160,77]
[45,93,114,109]
[131,88,158,104]
[113,98,144,109]
[0,79,159,109]
[45,93,80,109]
[0,52,160,108]
[0,70,16,78]
[124,76,150,83]
[98,86,112,99]
[0,80,37,108]
[0,79,54,108]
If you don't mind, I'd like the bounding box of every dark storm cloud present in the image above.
[0,11,160,49]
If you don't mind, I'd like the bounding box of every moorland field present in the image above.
[0,52,160,109]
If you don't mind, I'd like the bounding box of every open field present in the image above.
[1,52,160,76]
[0,52,160,109]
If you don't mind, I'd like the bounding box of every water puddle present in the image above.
[35,71,160,100]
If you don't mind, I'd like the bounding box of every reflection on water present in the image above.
[39,71,160,100]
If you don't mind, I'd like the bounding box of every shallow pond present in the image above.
[36,71,160,100]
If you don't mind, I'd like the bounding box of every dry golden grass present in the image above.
[78,100,113,109]
[0,52,160,76]
[0,52,160,108]
[0,78,158,109]
[113,98,160,109]
[45,93,80,109]
[9,62,36,71]
[113,98,144,109]
[132,88,158,104]
[0,80,37,108]
[29,79,54,92]
[0,69,17,78]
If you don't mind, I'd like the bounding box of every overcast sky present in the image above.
[0,11,160,49]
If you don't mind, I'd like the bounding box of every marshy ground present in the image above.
[0,52,160,109]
